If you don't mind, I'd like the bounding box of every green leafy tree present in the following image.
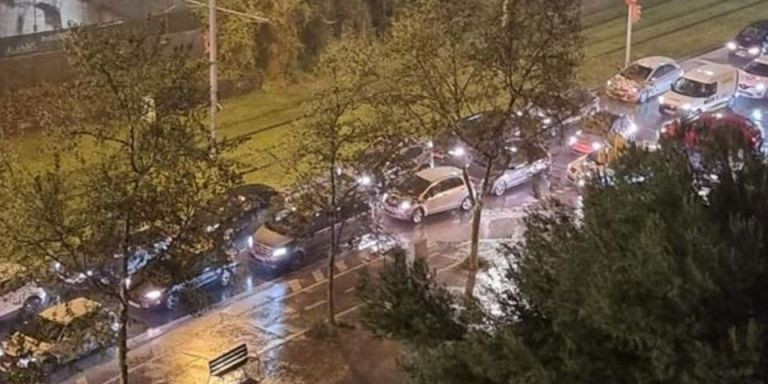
[284,37,420,326]
[359,138,768,383]
[378,0,582,296]
[0,24,240,383]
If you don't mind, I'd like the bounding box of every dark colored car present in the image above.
[726,20,768,60]
[128,248,238,310]
[246,197,370,270]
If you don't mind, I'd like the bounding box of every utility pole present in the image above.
[186,0,268,141]
[209,0,218,143]
[624,0,642,66]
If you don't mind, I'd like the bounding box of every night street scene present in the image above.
[1,0,768,383]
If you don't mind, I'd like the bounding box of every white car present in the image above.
[738,56,768,99]
[659,62,738,116]
[606,56,683,103]
[0,263,47,319]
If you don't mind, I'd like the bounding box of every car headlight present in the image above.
[627,122,638,134]
[606,79,613,87]
[592,142,603,151]
[757,83,766,91]
[247,235,253,248]
[542,117,552,125]
[0,346,5,357]
[726,41,737,50]
[399,201,412,210]
[448,146,465,157]
[748,47,760,56]
[682,103,692,110]
[568,136,577,146]
[272,247,288,257]
[144,290,163,300]
[658,95,665,104]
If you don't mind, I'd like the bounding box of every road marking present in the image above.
[344,287,355,294]
[359,251,371,261]
[312,269,324,282]
[288,279,302,292]
[305,300,326,311]
[76,377,89,384]
[335,260,348,272]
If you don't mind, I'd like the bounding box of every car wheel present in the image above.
[220,269,233,287]
[460,196,473,211]
[165,292,180,310]
[411,208,425,224]
[493,181,507,197]
[23,296,42,314]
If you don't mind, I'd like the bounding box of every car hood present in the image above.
[385,190,418,205]
[252,225,294,248]
[608,74,645,92]
[661,91,699,106]
[2,333,54,358]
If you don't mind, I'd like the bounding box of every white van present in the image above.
[658,62,738,116]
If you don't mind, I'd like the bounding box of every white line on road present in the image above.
[304,300,326,311]
[335,259,348,272]
[344,287,355,294]
[76,377,89,384]
[288,279,302,292]
[312,269,324,282]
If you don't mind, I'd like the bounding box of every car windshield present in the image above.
[265,209,304,236]
[397,175,432,196]
[21,317,65,344]
[672,77,716,98]
[744,61,768,77]
[620,63,652,81]
[740,26,766,39]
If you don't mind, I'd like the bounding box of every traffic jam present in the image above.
[1,20,768,377]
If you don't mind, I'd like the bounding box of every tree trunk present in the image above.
[118,280,129,384]
[327,222,337,326]
[465,158,494,298]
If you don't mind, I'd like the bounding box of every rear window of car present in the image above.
[744,61,768,77]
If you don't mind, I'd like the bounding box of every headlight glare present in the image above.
[399,201,412,210]
[272,247,288,257]
[726,41,737,50]
[144,290,163,300]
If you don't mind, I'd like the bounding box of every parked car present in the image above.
[726,20,768,60]
[246,195,370,270]
[659,62,738,116]
[738,56,768,99]
[198,183,277,239]
[382,166,473,224]
[0,263,48,320]
[660,110,762,150]
[568,112,637,155]
[606,56,683,103]
[128,248,238,310]
[0,298,116,372]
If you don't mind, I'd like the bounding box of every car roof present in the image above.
[634,56,677,69]
[697,111,756,128]
[748,20,768,30]
[40,298,103,325]
[416,166,463,182]
[753,56,768,65]
[684,63,734,83]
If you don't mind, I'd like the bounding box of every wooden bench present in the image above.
[208,344,250,384]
